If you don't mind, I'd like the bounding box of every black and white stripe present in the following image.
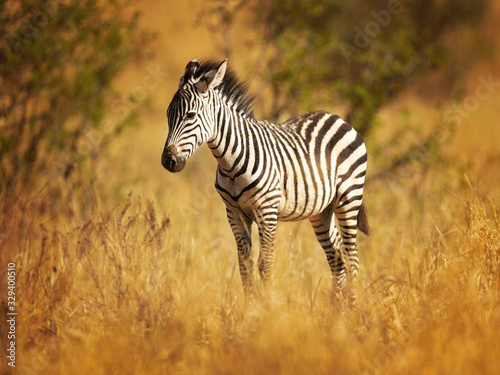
[162,59,369,304]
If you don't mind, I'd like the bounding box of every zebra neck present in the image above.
[207,105,258,175]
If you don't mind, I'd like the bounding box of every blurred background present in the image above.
[1,1,500,374]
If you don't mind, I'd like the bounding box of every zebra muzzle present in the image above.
[161,146,186,173]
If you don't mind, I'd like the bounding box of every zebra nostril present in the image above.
[169,159,176,169]
[161,151,173,171]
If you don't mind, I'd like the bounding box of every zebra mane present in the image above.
[192,60,255,119]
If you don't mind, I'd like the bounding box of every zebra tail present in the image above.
[357,203,370,236]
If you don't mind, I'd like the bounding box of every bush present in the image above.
[0,0,151,196]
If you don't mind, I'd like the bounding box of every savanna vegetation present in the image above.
[1,0,499,374]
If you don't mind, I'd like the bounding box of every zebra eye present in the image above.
[186,112,196,119]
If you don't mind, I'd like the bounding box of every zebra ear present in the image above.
[195,59,227,93]
[179,59,199,89]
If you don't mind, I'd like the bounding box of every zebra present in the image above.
[161,59,369,305]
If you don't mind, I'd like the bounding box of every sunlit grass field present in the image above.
[3,142,500,374]
[2,2,500,374]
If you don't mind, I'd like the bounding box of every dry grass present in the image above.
[2,152,500,374]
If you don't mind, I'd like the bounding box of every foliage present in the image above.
[0,0,151,194]
[250,0,488,134]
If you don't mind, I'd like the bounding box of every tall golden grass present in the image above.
[1,161,499,374]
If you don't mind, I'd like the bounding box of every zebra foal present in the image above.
[161,59,369,305]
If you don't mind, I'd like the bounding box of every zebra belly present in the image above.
[276,170,335,222]
[277,190,332,221]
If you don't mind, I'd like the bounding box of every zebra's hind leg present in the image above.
[333,155,368,307]
[309,206,351,309]
[334,196,365,309]
[226,207,254,295]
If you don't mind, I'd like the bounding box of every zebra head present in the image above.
[161,59,227,172]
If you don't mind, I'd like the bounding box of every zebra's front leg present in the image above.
[226,207,254,293]
[256,209,278,284]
